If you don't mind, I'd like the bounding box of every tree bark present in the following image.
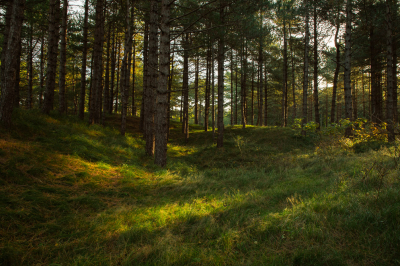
[331,11,340,124]
[140,22,148,131]
[145,0,158,155]
[194,57,199,124]
[27,23,33,109]
[386,0,395,141]
[313,5,320,130]
[79,0,89,119]
[182,33,190,142]
[344,0,353,137]
[104,22,112,118]
[58,0,68,114]
[155,0,170,166]
[0,0,26,127]
[42,0,60,114]
[217,1,225,148]
[302,0,309,135]
[282,19,288,127]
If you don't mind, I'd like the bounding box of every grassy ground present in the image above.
[1,109,400,265]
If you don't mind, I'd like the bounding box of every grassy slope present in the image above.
[1,110,400,265]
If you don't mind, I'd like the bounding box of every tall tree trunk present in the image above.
[205,45,211,131]
[331,11,340,123]
[0,0,26,126]
[241,38,247,128]
[155,0,170,166]
[258,39,264,126]
[194,57,199,124]
[115,41,121,113]
[282,19,288,127]
[42,0,61,114]
[313,5,320,130]
[167,46,175,140]
[39,34,45,107]
[104,22,112,118]
[235,55,238,125]
[230,50,233,126]
[251,61,254,125]
[140,22,148,131]
[344,0,353,137]
[217,1,225,148]
[386,0,395,141]
[89,0,104,124]
[79,0,89,119]
[289,21,296,118]
[182,33,190,142]
[302,0,309,135]
[212,44,216,136]
[14,41,21,108]
[145,0,158,155]
[27,24,33,109]
[121,1,133,136]
[264,62,268,126]
[132,40,136,116]
[58,0,68,114]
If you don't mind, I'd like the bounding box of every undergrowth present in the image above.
[1,109,400,265]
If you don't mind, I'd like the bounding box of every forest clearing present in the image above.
[1,0,400,264]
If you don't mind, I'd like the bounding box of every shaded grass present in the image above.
[1,109,400,265]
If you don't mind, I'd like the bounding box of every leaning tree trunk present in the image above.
[386,0,395,142]
[58,0,68,114]
[154,0,170,166]
[302,0,309,135]
[42,0,61,114]
[217,1,225,148]
[313,5,320,130]
[344,0,353,137]
[145,0,158,156]
[0,0,26,127]
[79,0,89,119]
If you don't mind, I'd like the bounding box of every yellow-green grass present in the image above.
[1,109,400,265]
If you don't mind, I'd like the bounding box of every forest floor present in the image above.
[1,110,400,265]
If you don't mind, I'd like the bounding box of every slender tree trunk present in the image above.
[115,41,121,113]
[121,1,133,136]
[264,62,268,126]
[39,34,45,107]
[230,49,233,126]
[205,45,211,131]
[145,0,158,155]
[235,55,238,125]
[331,13,340,123]
[0,0,26,126]
[313,5,320,130]
[386,0,395,141]
[302,0,309,135]
[241,39,247,128]
[182,33,190,142]
[344,0,353,137]
[155,0,170,166]
[212,44,216,136]
[132,40,136,116]
[89,0,104,124]
[104,22,112,118]
[42,0,60,114]
[282,19,288,127]
[289,21,296,118]
[217,1,225,148]
[258,39,263,126]
[59,0,68,114]
[79,0,89,119]
[167,46,175,140]
[27,24,33,109]
[194,57,199,124]
[251,61,254,125]
[140,22,148,131]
